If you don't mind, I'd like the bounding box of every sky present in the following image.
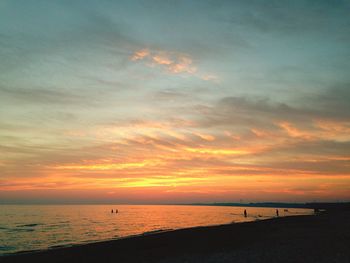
[0,0,350,204]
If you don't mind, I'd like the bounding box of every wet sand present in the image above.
[1,210,350,263]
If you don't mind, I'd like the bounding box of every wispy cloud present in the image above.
[131,48,217,81]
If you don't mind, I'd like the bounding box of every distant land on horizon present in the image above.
[187,202,350,210]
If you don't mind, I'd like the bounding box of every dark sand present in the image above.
[1,210,350,263]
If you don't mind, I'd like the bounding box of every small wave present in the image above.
[10,228,34,233]
[49,244,71,249]
[49,240,75,249]
[0,246,16,251]
[142,229,172,235]
[9,228,35,233]
[46,223,69,228]
[16,223,42,228]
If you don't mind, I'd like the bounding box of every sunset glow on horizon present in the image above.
[1,0,350,204]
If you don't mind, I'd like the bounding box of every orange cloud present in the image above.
[131,48,216,81]
[53,159,164,171]
[185,147,249,156]
[314,119,350,140]
[201,74,219,81]
[152,54,173,65]
[193,132,215,141]
[277,121,312,139]
[131,49,150,61]
[168,56,197,74]
[2,113,349,202]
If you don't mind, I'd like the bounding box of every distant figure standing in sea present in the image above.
[276,209,279,217]
[111,209,114,213]
[244,209,247,217]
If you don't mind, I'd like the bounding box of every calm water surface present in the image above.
[0,205,312,255]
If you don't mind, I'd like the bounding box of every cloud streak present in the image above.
[131,48,217,81]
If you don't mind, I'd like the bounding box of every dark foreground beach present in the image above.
[1,209,350,263]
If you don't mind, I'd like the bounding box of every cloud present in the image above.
[195,83,350,133]
[131,49,150,61]
[152,53,173,66]
[277,121,312,139]
[130,48,217,80]
[0,85,86,105]
[131,48,196,74]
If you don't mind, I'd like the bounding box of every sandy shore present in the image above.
[1,210,350,263]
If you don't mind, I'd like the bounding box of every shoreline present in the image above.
[2,210,350,263]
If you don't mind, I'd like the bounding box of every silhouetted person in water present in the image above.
[115,209,118,213]
[276,209,279,217]
[111,209,114,213]
[244,209,247,217]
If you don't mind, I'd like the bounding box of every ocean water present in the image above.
[0,205,312,255]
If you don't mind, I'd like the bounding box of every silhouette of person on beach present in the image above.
[276,209,279,217]
[244,209,247,217]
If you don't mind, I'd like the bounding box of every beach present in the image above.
[1,209,349,263]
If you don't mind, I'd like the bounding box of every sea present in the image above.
[0,205,313,255]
